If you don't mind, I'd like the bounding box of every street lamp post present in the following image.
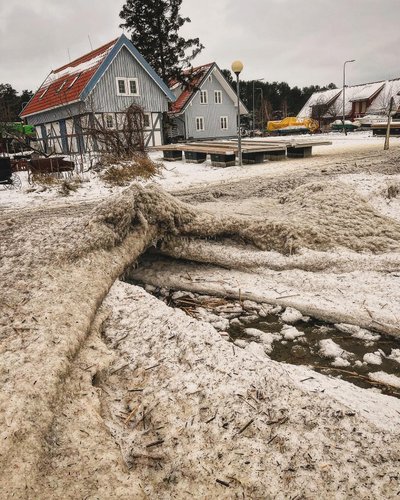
[342,59,355,136]
[231,60,244,166]
[252,78,264,135]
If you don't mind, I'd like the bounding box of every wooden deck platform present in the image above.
[150,138,331,166]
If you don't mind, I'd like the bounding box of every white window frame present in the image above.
[214,90,222,104]
[116,78,127,96]
[220,116,228,130]
[200,90,208,105]
[128,78,139,96]
[195,116,205,131]
[116,77,140,96]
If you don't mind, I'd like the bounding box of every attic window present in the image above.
[57,81,67,93]
[117,78,127,95]
[68,73,82,89]
[116,77,139,96]
[200,90,208,104]
[215,90,222,104]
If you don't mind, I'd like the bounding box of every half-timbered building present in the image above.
[20,35,175,154]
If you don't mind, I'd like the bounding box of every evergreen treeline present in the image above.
[221,69,337,122]
[0,84,33,122]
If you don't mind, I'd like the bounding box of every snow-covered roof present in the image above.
[21,35,175,118]
[367,79,400,114]
[298,77,400,120]
[350,81,385,102]
[297,88,341,118]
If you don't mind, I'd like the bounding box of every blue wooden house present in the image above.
[20,35,176,154]
[168,63,248,141]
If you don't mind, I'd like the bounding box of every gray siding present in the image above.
[25,102,86,126]
[183,70,238,140]
[25,45,170,153]
[88,46,169,114]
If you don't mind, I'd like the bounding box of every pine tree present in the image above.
[119,0,204,82]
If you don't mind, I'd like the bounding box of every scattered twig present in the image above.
[131,403,159,430]
[206,412,217,424]
[145,363,161,371]
[110,363,129,375]
[114,332,129,346]
[130,453,164,461]
[124,405,141,426]
[216,479,230,488]
[146,439,164,448]
[235,418,254,436]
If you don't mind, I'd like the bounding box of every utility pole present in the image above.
[252,78,264,135]
[384,96,395,150]
[343,59,355,136]
[257,87,264,135]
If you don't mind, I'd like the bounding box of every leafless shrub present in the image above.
[58,179,81,196]
[30,173,59,187]
[85,103,146,161]
[101,153,162,186]
[31,173,82,195]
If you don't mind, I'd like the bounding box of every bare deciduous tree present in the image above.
[84,103,146,162]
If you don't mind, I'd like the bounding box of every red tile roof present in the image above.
[21,39,118,117]
[169,63,214,114]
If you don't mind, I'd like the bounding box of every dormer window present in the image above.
[200,90,208,104]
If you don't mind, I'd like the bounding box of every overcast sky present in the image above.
[1,0,399,93]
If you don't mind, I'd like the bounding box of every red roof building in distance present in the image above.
[21,39,118,118]
[169,63,214,114]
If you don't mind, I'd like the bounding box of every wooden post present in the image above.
[384,97,395,151]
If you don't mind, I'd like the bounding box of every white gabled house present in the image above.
[168,63,248,141]
[298,77,400,130]
[20,34,176,154]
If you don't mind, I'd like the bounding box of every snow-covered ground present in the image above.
[1,131,399,208]
[2,131,400,497]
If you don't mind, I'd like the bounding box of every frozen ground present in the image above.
[1,133,400,497]
[2,131,399,209]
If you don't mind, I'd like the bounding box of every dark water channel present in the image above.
[229,313,400,398]
[127,279,400,399]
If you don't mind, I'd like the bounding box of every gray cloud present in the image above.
[1,0,399,93]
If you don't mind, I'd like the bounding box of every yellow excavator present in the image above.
[267,117,319,135]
